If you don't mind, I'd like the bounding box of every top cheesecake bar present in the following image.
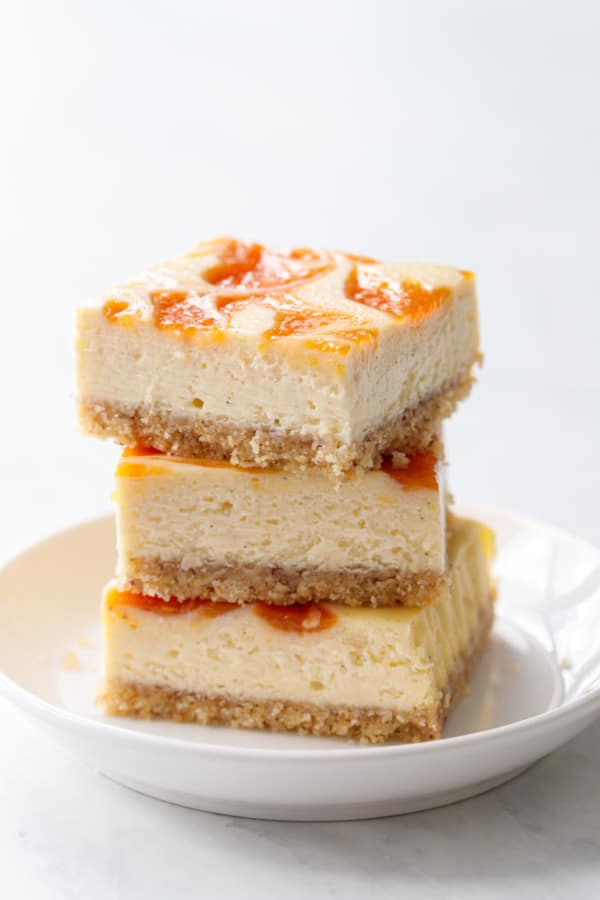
[76,237,479,476]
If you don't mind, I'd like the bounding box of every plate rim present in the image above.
[1,507,600,763]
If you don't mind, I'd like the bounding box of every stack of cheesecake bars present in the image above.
[76,237,494,743]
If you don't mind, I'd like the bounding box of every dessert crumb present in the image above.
[61,651,80,671]
[559,656,572,670]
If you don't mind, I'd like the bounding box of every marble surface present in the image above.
[1,0,600,896]
[1,701,599,900]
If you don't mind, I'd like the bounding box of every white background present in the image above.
[1,1,599,897]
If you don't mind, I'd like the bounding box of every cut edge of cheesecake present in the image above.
[79,370,473,476]
[100,517,495,744]
[76,239,480,477]
[113,446,448,606]
[101,605,493,744]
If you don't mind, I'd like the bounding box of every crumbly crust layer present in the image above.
[79,371,474,475]
[120,559,447,608]
[101,603,493,743]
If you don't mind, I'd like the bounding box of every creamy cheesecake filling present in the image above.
[101,517,495,742]
[79,371,471,475]
[114,448,446,604]
[76,238,479,470]
[77,289,477,445]
[77,317,354,442]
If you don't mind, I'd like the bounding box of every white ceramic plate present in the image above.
[1,509,599,821]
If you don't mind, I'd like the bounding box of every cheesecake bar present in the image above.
[77,237,479,475]
[115,446,446,608]
[101,517,494,743]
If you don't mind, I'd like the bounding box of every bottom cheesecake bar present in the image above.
[101,516,495,743]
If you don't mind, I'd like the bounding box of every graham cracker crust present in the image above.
[121,559,447,608]
[101,604,494,744]
[79,371,474,476]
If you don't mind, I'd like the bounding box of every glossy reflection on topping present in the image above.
[102,298,142,326]
[344,266,451,322]
[202,240,334,290]
[122,446,165,458]
[101,238,458,351]
[107,588,339,633]
[382,450,439,491]
[151,289,220,333]
[107,587,237,618]
[264,307,377,352]
[148,287,375,353]
[254,602,337,633]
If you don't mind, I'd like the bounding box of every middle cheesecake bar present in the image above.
[115,446,446,608]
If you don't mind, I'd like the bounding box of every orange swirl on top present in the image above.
[150,287,377,353]
[107,587,338,633]
[263,306,378,354]
[106,586,237,618]
[117,447,439,489]
[102,239,461,352]
[103,297,145,327]
[254,602,337,633]
[382,450,439,491]
[151,239,337,337]
[116,447,271,477]
[102,239,335,334]
[344,265,451,323]
[101,239,368,351]
[150,240,376,354]
[202,240,334,290]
